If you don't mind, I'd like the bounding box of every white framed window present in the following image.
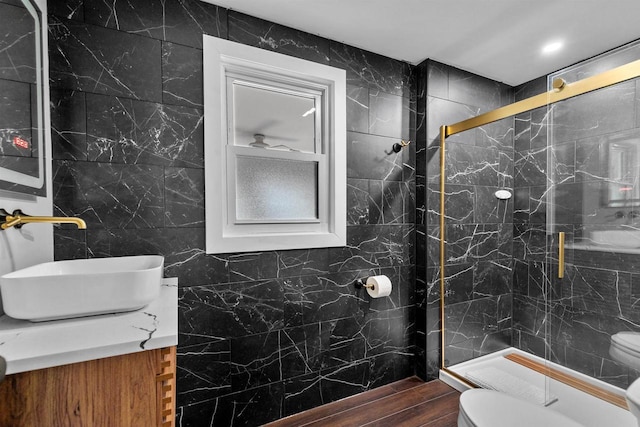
[203,36,346,254]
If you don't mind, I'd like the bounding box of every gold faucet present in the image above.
[0,209,86,230]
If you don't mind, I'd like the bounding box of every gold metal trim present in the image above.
[439,125,447,369]
[444,58,640,138]
[558,232,565,279]
[552,78,566,92]
[505,353,628,409]
[438,57,640,372]
[440,366,478,389]
[0,209,86,230]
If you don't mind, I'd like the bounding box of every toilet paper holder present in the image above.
[354,278,375,290]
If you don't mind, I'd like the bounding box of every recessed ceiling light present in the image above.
[542,41,563,54]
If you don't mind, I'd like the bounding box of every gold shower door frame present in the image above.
[438,58,640,387]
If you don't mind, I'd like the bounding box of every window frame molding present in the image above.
[203,36,346,254]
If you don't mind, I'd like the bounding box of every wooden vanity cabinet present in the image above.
[0,346,176,427]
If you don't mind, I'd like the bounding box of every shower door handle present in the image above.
[558,232,565,279]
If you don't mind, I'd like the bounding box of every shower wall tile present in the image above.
[528,186,547,224]
[443,263,474,304]
[475,186,513,224]
[228,11,330,64]
[445,143,500,186]
[514,147,547,187]
[553,181,601,224]
[426,183,474,225]
[513,223,546,262]
[477,117,514,152]
[426,60,449,99]
[565,267,632,317]
[550,81,635,144]
[514,112,532,152]
[417,59,515,380]
[445,297,498,346]
[426,97,479,146]
[448,67,513,111]
[514,76,546,101]
[562,346,629,389]
[529,107,549,150]
[569,311,633,360]
[474,260,513,298]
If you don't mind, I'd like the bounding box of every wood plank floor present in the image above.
[265,377,460,427]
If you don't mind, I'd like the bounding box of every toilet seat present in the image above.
[458,389,584,427]
[610,332,640,371]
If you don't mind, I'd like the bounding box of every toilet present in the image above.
[626,376,640,427]
[457,389,584,427]
[610,332,640,371]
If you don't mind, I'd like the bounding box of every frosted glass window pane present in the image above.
[232,83,316,153]
[236,156,318,221]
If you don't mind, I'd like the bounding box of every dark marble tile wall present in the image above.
[512,40,640,390]
[512,76,552,362]
[47,2,415,426]
[415,60,514,379]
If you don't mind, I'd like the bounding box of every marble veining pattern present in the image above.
[0,281,177,375]
[47,3,416,425]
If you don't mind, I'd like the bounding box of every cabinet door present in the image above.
[0,347,176,427]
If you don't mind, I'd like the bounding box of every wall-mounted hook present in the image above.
[392,140,411,153]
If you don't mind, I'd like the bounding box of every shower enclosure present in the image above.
[437,41,640,409]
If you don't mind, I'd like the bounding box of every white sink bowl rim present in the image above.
[590,230,640,248]
[0,255,164,322]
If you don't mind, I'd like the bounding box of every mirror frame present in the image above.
[0,0,47,194]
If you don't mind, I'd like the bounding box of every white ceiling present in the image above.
[207,0,640,86]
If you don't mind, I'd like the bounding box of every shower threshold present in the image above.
[439,347,635,427]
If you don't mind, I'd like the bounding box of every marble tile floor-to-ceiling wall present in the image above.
[47,1,416,425]
[415,59,515,379]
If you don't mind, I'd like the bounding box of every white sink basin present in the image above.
[0,255,164,322]
[590,230,640,248]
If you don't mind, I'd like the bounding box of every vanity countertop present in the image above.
[0,278,177,375]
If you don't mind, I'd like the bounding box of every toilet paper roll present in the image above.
[366,275,392,298]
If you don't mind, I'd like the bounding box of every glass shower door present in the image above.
[545,43,640,409]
